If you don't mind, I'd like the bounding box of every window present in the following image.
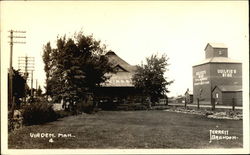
[215,93,219,98]
[219,50,222,55]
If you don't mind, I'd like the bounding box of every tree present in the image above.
[132,54,173,103]
[42,31,115,110]
[42,42,53,96]
[8,69,27,108]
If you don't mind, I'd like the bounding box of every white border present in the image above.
[1,1,249,154]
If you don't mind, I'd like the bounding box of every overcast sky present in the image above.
[1,1,248,97]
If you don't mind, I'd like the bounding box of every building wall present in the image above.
[213,48,228,57]
[212,91,242,106]
[193,63,242,104]
[205,45,214,58]
[222,92,242,106]
[210,63,242,89]
[193,63,211,103]
[205,44,228,58]
[221,92,235,105]
[235,92,243,106]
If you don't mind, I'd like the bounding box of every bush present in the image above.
[76,95,94,114]
[8,112,15,132]
[22,102,58,125]
[56,110,74,118]
[8,110,24,132]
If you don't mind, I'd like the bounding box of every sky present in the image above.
[1,1,248,97]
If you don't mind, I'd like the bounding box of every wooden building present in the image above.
[212,85,242,106]
[192,43,242,105]
[94,51,140,109]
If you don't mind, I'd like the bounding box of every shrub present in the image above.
[22,102,58,125]
[8,112,14,132]
[56,110,74,118]
[76,95,94,114]
[80,100,94,114]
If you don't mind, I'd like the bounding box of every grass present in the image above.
[8,110,243,149]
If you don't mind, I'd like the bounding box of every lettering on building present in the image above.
[217,69,236,77]
[194,70,209,85]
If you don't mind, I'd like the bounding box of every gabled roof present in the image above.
[193,57,242,67]
[114,64,128,72]
[205,43,227,50]
[105,51,136,72]
[213,85,242,92]
[185,90,193,95]
[102,51,136,87]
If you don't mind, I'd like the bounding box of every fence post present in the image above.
[184,98,187,109]
[232,98,235,111]
[211,98,215,111]
[197,98,200,109]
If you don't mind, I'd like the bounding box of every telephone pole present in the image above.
[31,70,34,98]
[18,56,35,78]
[35,79,38,97]
[18,56,35,102]
[8,30,26,118]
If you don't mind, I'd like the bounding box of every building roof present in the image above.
[193,57,242,67]
[105,51,136,72]
[101,51,136,87]
[213,85,242,92]
[205,43,227,50]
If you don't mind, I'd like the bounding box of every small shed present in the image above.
[212,85,242,106]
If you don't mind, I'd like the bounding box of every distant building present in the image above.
[175,95,185,104]
[192,43,242,105]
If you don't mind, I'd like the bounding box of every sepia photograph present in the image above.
[1,1,249,154]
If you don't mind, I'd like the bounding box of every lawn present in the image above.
[8,110,243,149]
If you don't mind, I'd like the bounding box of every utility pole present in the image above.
[8,30,26,118]
[31,70,34,98]
[18,56,35,78]
[18,56,35,102]
[35,79,38,97]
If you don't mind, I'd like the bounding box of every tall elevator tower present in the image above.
[192,43,242,105]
